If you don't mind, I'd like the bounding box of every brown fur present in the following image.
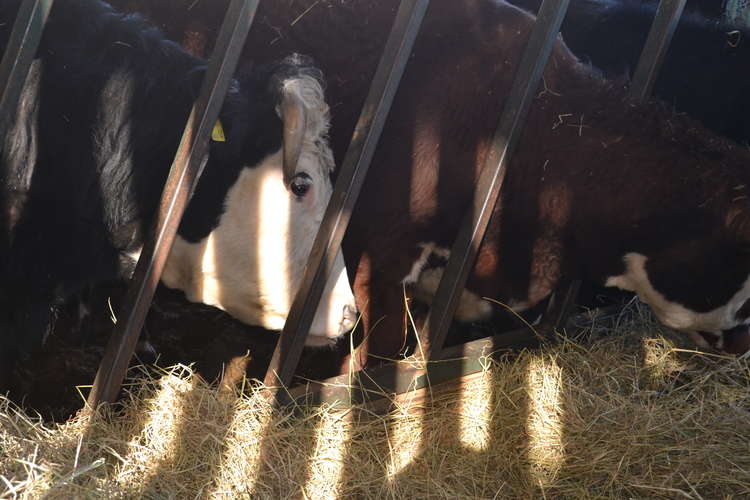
[343,1,750,365]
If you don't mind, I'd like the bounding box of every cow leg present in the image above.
[340,287,409,373]
[340,253,411,373]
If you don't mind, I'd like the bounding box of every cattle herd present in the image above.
[1,0,750,403]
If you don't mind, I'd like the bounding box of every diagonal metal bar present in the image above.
[417,0,570,361]
[538,279,582,339]
[629,0,686,102]
[0,0,54,142]
[262,0,430,396]
[87,0,259,408]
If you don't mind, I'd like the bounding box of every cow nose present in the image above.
[338,304,358,334]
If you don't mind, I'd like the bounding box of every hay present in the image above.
[2,310,750,499]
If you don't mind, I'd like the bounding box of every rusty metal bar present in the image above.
[0,0,54,142]
[417,0,570,361]
[87,0,258,408]
[629,0,686,102]
[262,0,430,396]
[278,325,539,410]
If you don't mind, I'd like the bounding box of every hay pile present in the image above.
[2,308,750,498]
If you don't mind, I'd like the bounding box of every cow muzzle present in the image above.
[694,325,750,355]
[306,251,358,346]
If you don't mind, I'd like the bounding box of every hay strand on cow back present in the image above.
[2,312,750,498]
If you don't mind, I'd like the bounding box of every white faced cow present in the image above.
[162,75,355,344]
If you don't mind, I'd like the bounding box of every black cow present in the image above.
[0,0,356,389]
[512,0,750,145]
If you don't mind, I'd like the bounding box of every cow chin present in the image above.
[308,252,358,342]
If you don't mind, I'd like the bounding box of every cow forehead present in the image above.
[606,252,750,333]
[277,73,334,176]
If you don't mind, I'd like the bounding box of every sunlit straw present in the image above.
[302,410,352,499]
[525,356,565,487]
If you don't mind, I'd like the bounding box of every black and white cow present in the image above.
[0,0,356,386]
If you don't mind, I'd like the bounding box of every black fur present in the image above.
[0,0,321,368]
[511,0,750,144]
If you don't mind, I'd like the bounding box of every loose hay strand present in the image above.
[1,314,750,498]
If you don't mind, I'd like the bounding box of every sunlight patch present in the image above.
[116,369,193,492]
[525,356,565,487]
[302,410,351,499]
[209,392,274,498]
[458,369,494,451]
[257,162,292,327]
[386,399,425,478]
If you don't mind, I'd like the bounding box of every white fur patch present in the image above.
[161,149,355,342]
[402,243,436,285]
[403,242,493,323]
[605,252,750,334]
[414,266,493,322]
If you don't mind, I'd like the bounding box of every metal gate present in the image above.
[0,0,689,410]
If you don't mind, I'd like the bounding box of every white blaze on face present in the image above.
[402,242,493,322]
[161,74,356,344]
[605,252,750,334]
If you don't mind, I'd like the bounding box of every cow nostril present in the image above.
[343,304,357,319]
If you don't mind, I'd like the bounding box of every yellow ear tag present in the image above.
[211,120,226,142]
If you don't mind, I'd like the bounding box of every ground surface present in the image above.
[7,286,347,422]
[3,317,748,499]
[7,284,522,422]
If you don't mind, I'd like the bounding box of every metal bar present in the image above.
[552,280,581,331]
[629,0,686,102]
[417,0,570,361]
[277,326,539,410]
[538,279,582,338]
[87,0,259,408]
[262,0,430,395]
[0,0,54,142]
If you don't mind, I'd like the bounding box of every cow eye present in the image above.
[290,173,312,198]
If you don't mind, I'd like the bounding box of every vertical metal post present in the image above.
[0,0,54,142]
[262,0,430,396]
[629,0,686,102]
[87,0,259,408]
[417,0,571,361]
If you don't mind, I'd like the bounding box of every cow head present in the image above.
[162,55,356,345]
